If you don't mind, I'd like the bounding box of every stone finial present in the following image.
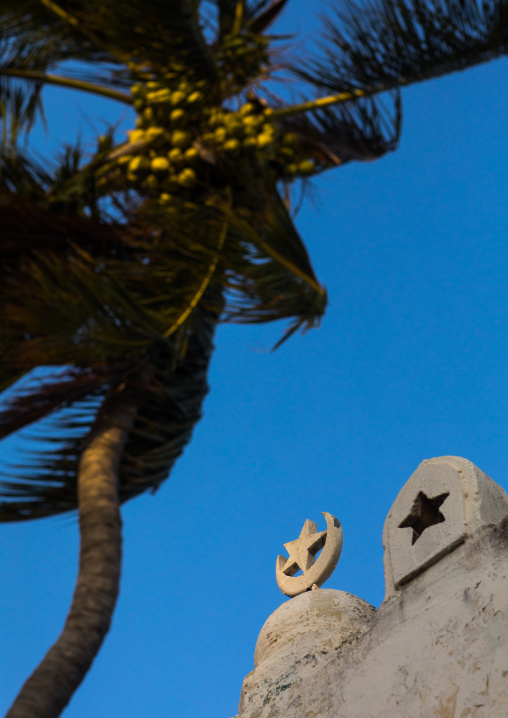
[253,589,375,669]
[383,456,508,595]
[276,512,343,597]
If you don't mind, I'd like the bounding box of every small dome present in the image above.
[254,589,375,667]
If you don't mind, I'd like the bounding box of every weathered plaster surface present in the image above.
[237,458,508,718]
[253,589,375,668]
[383,456,508,593]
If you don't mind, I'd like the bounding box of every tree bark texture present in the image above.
[6,395,137,718]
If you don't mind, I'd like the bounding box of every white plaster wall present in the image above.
[238,517,508,718]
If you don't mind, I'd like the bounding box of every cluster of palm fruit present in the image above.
[110,34,320,201]
[216,32,270,88]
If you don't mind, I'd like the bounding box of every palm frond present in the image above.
[48,0,218,82]
[0,189,124,259]
[116,294,220,501]
[0,0,117,66]
[217,0,287,37]
[301,0,508,97]
[0,296,220,521]
[1,250,168,369]
[0,144,49,197]
[0,2,126,130]
[218,189,327,329]
[123,188,326,334]
[279,91,401,167]
[249,0,289,33]
[245,0,283,21]
[0,365,116,440]
[0,388,109,521]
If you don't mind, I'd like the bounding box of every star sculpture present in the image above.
[398,491,449,545]
[282,519,327,576]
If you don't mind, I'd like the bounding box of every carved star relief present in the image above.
[398,491,449,545]
[282,519,327,576]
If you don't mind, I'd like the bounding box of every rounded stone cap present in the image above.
[254,588,375,667]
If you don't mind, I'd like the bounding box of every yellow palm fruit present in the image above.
[143,174,159,189]
[159,192,173,204]
[128,155,151,174]
[242,114,260,128]
[242,116,264,137]
[170,108,185,125]
[146,81,163,90]
[170,91,186,106]
[209,109,225,128]
[223,138,240,154]
[256,133,274,149]
[243,137,258,151]
[131,83,145,97]
[214,127,227,143]
[127,129,146,143]
[116,154,133,166]
[298,160,316,175]
[151,156,170,173]
[146,89,172,104]
[168,147,184,166]
[240,102,256,117]
[225,119,244,138]
[285,163,298,175]
[178,168,197,188]
[171,130,192,148]
[184,147,200,163]
[187,90,204,105]
[280,147,295,159]
[146,127,166,141]
[143,107,154,122]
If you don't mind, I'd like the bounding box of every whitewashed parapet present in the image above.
[383,456,508,595]
[236,457,508,718]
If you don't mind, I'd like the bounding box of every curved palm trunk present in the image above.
[7,397,137,718]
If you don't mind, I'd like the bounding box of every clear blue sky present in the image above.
[2,2,508,717]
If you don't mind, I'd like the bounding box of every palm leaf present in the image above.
[0,295,220,520]
[279,91,402,167]
[0,144,49,197]
[216,189,327,330]
[0,0,117,66]
[0,1,127,132]
[218,0,289,36]
[248,0,289,33]
[0,188,124,258]
[46,0,218,81]
[1,250,167,368]
[0,365,116,440]
[0,387,110,521]
[121,186,326,333]
[301,0,508,97]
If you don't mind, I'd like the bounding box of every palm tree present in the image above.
[0,0,507,716]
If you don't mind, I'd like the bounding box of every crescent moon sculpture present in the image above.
[276,512,343,597]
